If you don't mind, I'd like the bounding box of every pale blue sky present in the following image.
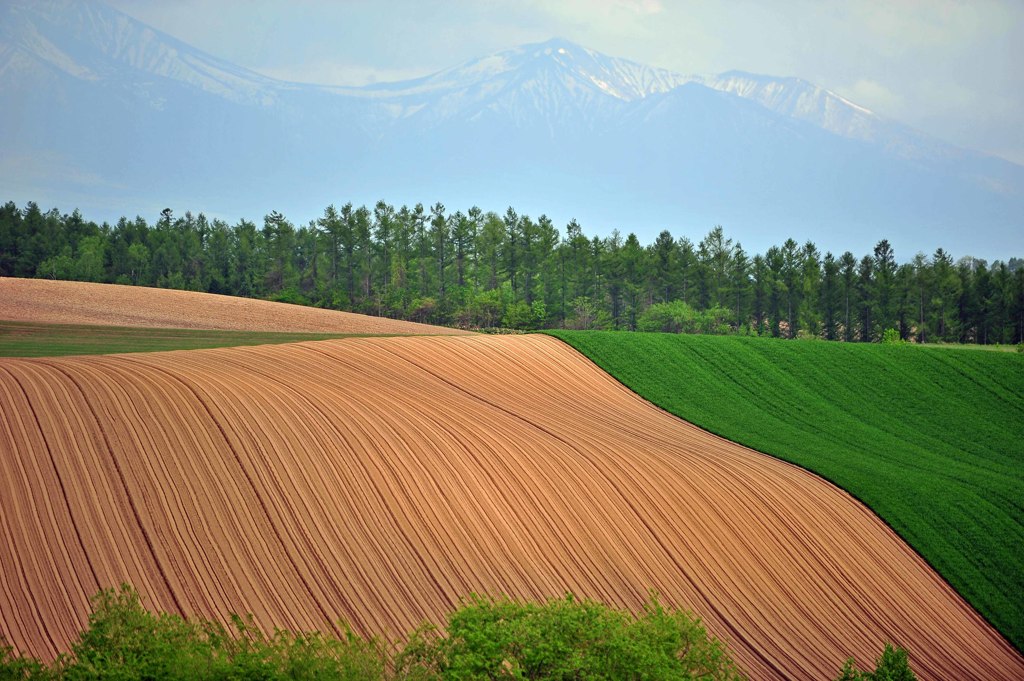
[106,0,1024,165]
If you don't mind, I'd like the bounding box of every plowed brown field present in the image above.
[1,335,1020,680]
[0,278,469,335]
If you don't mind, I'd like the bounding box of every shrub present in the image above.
[881,328,903,344]
[501,302,534,330]
[268,287,311,306]
[637,302,732,335]
[637,300,699,333]
[0,639,50,680]
[407,593,746,681]
[834,643,917,681]
[58,585,388,681]
[9,585,923,681]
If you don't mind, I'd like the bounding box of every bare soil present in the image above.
[0,278,470,335]
[1,334,1020,680]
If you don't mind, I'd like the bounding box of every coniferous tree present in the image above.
[262,210,295,293]
[839,251,858,342]
[765,245,785,337]
[799,241,822,337]
[676,237,697,307]
[822,252,840,341]
[931,248,959,341]
[751,253,769,336]
[17,202,49,277]
[392,205,414,311]
[603,229,625,327]
[0,200,22,275]
[354,205,373,309]
[894,262,916,340]
[469,211,499,294]
[564,218,588,305]
[620,232,645,330]
[373,200,395,310]
[873,239,897,333]
[519,214,540,307]
[910,252,931,343]
[729,243,751,331]
[318,204,342,292]
[502,207,520,302]
[972,261,994,344]
[651,230,677,303]
[411,202,428,300]
[533,214,560,325]
[780,239,802,338]
[697,225,731,310]
[6,198,1022,343]
[1012,266,1024,343]
[294,220,320,298]
[989,262,1013,344]
[858,255,875,342]
[956,258,982,342]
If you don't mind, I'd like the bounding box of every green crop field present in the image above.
[548,330,1024,651]
[0,321,361,357]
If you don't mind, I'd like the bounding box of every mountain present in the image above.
[1,0,1021,260]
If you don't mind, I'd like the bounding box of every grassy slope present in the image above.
[548,330,1024,651]
[0,321,363,357]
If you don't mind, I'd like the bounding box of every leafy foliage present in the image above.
[57,585,386,681]
[432,593,744,681]
[880,328,903,344]
[637,301,731,335]
[0,640,51,680]
[3,587,750,680]
[834,644,917,681]
[550,330,1024,651]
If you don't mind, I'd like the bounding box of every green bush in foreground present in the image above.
[57,585,385,681]
[413,593,745,681]
[2,585,918,680]
[0,641,51,680]
[834,644,917,681]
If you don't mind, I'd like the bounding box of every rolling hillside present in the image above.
[1,333,1021,680]
[0,278,469,335]
[550,330,1024,652]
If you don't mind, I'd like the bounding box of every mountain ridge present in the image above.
[1,0,1020,260]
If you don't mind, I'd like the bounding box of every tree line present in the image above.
[2,200,1022,344]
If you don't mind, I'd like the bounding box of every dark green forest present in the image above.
[2,200,1021,344]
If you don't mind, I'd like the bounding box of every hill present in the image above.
[1,334,1021,679]
[0,278,469,335]
[549,330,1024,651]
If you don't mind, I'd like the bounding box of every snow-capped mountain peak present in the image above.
[359,38,686,102]
[1,1,1020,261]
[1,0,286,105]
[694,70,883,142]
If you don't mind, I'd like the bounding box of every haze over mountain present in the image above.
[2,0,1021,261]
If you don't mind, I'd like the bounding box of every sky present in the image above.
[104,0,1024,165]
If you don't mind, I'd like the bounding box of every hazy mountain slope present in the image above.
[1,0,1020,259]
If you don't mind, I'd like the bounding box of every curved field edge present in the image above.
[3,335,1022,679]
[0,278,472,336]
[546,330,1024,651]
[0,321,372,357]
